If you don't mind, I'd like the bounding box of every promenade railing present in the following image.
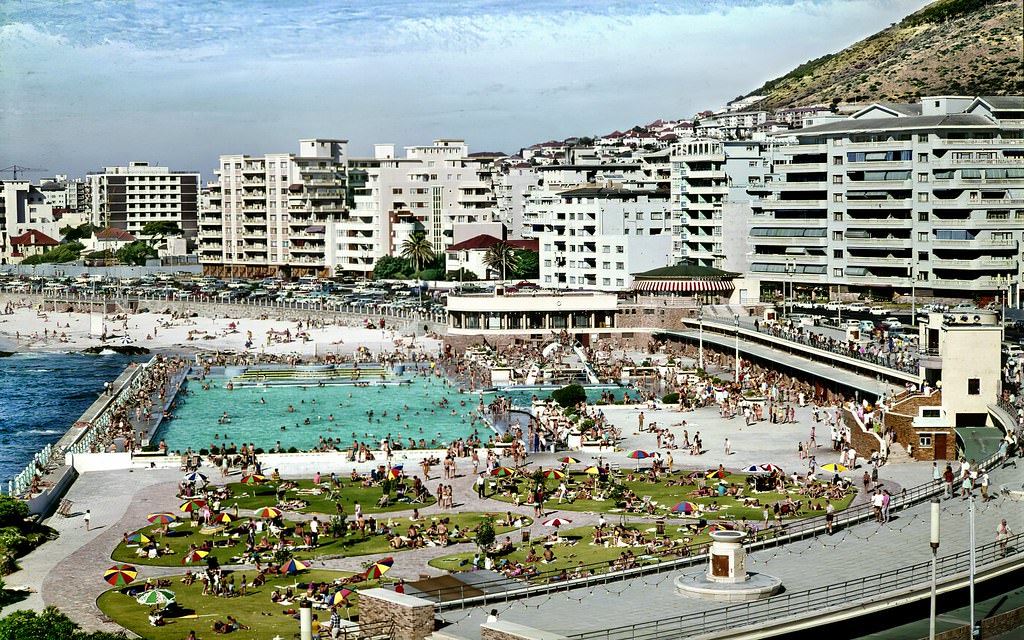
[690,317,919,377]
[565,531,1024,640]
[42,291,448,326]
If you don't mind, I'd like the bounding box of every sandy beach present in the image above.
[0,305,440,357]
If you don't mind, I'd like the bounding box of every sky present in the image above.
[0,0,931,180]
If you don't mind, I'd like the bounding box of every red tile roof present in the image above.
[446,234,538,252]
[9,230,59,246]
[95,227,137,241]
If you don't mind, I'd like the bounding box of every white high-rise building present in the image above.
[88,161,200,240]
[748,95,1024,303]
[199,139,348,277]
[532,186,673,291]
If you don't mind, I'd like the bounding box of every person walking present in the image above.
[825,500,836,535]
[997,519,1013,555]
[84,509,91,531]
[943,464,955,500]
[476,474,486,499]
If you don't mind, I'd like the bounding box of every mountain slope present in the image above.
[747,0,1023,109]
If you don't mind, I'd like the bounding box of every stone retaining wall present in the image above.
[481,621,568,640]
[356,588,434,640]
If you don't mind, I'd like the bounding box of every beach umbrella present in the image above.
[182,471,208,484]
[363,557,394,579]
[386,468,402,479]
[490,466,515,477]
[282,558,310,575]
[103,564,138,587]
[136,589,176,606]
[760,464,784,473]
[331,588,353,606]
[821,463,848,473]
[671,501,699,515]
[179,499,207,513]
[558,456,581,465]
[686,471,704,480]
[584,466,608,476]
[241,474,266,486]
[742,465,762,473]
[127,533,151,544]
[181,550,209,565]
[700,523,736,535]
[628,450,651,471]
[147,513,176,525]
[211,513,233,524]
[541,517,572,528]
[542,469,565,480]
[706,469,727,480]
[256,506,282,519]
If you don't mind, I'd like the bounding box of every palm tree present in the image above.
[400,232,435,273]
[483,241,518,281]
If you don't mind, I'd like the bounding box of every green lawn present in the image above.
[428,520,727,579]
[486,470,856,521]
[98,569,362,640]
[113,512,532,567]
[224,477,435,515]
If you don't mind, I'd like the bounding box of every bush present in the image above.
[0,497,28,528]
[287,447,299,454]
[662,393,680,404]
[475,518,495,553]
[551,384,587,408]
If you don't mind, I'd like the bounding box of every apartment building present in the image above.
[532,186,673,291]
[748,95,1024,303]
[670,140,728,268]
[323,140,501,276]
[0,181,58,261]
[199,139,348,278]
[88,161,199,241]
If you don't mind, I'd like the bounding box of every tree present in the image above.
[115,241,158,266]
[512,249,539,279]
[483,241,518,280]
[59,223,94,243]
[0,606,125,640]
[400,232,435,273]
[0,496,28,528]
[445,268,478,282]
[140,220,181,246]
[474,518,495,555]
[551,384,587,408]
[372,255,411,280]
[20,242,84,265]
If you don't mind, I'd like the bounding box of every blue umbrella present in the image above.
[183,471,208,484]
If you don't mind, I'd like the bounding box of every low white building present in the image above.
[444,234,537,280]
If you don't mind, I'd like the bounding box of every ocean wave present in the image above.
[24,429,64,435]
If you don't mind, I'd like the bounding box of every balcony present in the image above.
[776,162,828,172]
[845,198,913,208]
[937,137,1024,147]
[931,257,1017,269]
[758,199,827,209]
[931,276,1001,289]
[845,255,909,265]
[777,181,827,191]
[845,237,911,248]
[752,237,828,247]
[845,218,913,228]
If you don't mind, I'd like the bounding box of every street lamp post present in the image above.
[734,313,740,384]
[929,499,940,640]
[969,491,976,638]
[698,305,704,371]
[785,258,796,318]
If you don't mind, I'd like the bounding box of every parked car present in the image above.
[846,303,868,313]
[868,306,887,315]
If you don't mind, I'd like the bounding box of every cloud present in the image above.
[0,0,932,177]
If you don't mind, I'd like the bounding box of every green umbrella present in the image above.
[136,589,175,606]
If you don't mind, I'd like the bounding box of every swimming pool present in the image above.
[155,371,492,453]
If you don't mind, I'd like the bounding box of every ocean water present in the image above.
[156,373,491,452]
[0,351,144,485]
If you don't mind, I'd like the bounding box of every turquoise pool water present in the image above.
[156,373,490,452]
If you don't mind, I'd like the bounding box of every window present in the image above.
[917,192,929,202]
[967,378,980,395]
[833,268,843,277]
[602,262,611,269]
[833,156,844,166]
[833,193,843,202]
[616,262,625,270]
[833,231,843,241]
[918,232,929,242]
[918,173,928,182]
[615,278,624,286]
[834,212,843,221]
[919,435,932,448]
[833,249,843,258]
[918,252,929,261]
[918,153,929,163]
[918,271,929,281]
[602,245,610,253]
[918,211,929,222]
[833,175,843,184]
[616,246,624,253]
[602,278,611,286]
